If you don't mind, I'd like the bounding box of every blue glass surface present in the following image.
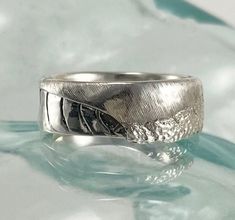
[154,0,227,25]
[0,121,234,219]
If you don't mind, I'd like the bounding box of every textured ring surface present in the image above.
[39,72,203,143]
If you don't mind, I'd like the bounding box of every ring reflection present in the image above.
[42,134,194,188]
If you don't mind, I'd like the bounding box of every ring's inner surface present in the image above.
[51,72,189,83]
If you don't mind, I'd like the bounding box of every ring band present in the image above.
[39,72,203,143]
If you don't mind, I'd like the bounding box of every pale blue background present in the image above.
[0,1,235,142]
[0,1,235,219]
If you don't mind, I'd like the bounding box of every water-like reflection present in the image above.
[1,122,235,219]
[43,135,193,190]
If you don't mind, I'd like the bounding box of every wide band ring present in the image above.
[39,72,203,144]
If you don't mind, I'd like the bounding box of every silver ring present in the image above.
[39,72,203,143]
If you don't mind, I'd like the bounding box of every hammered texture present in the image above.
[40,73,204,143]
[126,106,202,144]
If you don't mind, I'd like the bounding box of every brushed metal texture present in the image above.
[40,72,203,143]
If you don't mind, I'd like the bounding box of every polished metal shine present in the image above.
[40,72,203,143]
